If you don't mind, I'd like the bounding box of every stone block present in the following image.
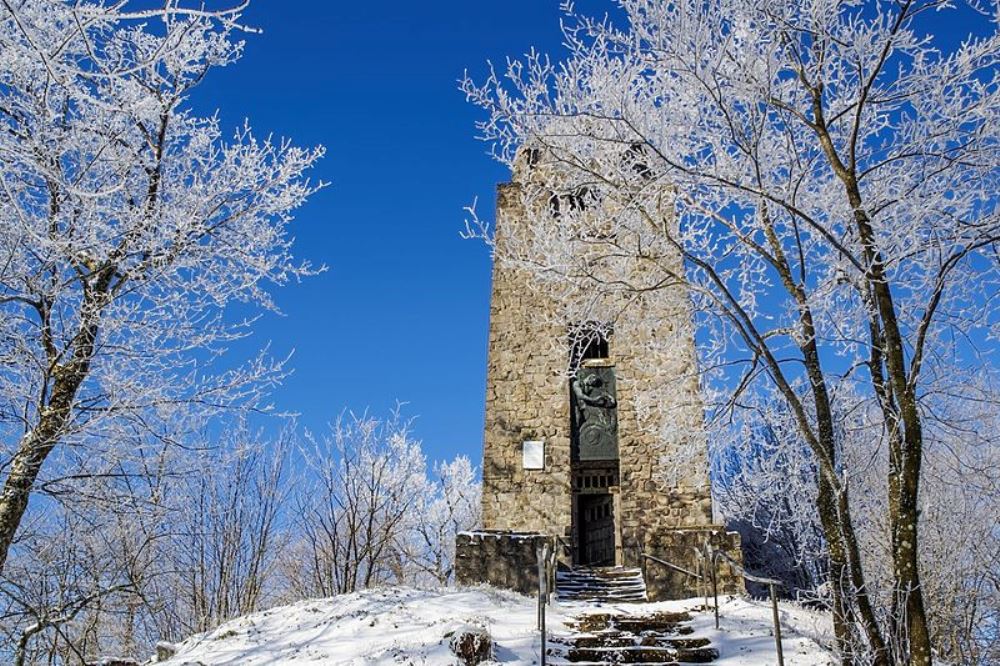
[455,530,554,596]
[449,625,493,665]
[635,526,745,601]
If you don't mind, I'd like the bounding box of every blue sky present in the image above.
[196,1,987,465]
[193,1,586,464]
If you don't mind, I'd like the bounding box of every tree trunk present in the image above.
[777,236,892,665]
[894,392,931,665]
[851,206,932,666]
[812,92,933,665]
[0,319,97,574]
[816,475,855,666]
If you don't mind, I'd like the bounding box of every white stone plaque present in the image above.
[522,440,544,470]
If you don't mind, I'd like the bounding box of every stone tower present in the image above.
[456,152,741,600]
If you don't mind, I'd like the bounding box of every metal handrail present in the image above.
[637,544,786,666]
[706,545,785,666]
[553,535,573,562]
[713,548,783,586]
[640,553,703,580]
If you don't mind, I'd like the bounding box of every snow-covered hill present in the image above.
[155,586,835,665]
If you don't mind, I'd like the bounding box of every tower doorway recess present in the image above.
[578,493,616,565]
[569,328,621,566]
[572,463,621,565]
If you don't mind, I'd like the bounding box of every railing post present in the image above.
[537,542,548,665]
[769,582,784,666]
[696,558,706,610]
[710,551,720,630]
[701,545,787,665]
[550,551,556,604]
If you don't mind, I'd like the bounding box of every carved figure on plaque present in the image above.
[571,368,619,460]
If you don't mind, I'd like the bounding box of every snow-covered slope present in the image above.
[156,586,835,665]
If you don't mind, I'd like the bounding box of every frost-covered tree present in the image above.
[715,382,1000,664]
[712,396,828,599]
[463,1,1000,663]
[404,456,481,586]
[162,423,294,638]
[1,510,141,666]
[292,411,428,596]
[286,410,482,596]
[0,0,322,575]
[0,420,297,664]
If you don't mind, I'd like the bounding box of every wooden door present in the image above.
[579,493,616,566]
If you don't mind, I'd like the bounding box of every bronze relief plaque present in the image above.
[571,366,619,461]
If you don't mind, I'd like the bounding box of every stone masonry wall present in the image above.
[613,279,716,560]
[455,531,554,596]
[482,173,716,551]
[481,182,574,538]
[471,152,744,602]
[638,527,745,601]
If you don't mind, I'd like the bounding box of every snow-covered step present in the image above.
[548,609,719,664]
[556,566,648,603]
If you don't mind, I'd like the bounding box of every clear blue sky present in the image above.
[197,1,985,465]
[193,1,586,463]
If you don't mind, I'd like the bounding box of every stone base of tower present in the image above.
[455,530,558,596]
[456,526,743,602]
[632,525,745,601]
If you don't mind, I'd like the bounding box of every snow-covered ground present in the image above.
[674,596,836,665]
[156,586,835,665]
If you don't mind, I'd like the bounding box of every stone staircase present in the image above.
[548,609,719,665]
[556,567,648,603]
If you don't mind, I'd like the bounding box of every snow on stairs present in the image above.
[556,567,648,603]
[548,609,720,665]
